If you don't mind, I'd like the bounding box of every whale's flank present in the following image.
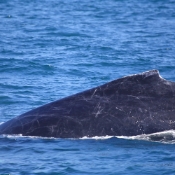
[0,70,175,138]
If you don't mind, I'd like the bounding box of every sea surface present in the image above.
[0,0,175,174]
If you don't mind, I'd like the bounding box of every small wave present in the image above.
[79,130,175,144]
[117,130,175,144]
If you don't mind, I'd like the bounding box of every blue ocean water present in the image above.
[0,0,175,174]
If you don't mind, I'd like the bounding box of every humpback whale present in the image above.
[0,70,175,138]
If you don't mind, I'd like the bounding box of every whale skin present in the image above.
[0,70,175,138]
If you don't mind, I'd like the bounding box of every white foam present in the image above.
[1,130,175,144]
[80,130,175,144]
[0,134,57,140]
[80,135,113,140]
[117,130,175,144]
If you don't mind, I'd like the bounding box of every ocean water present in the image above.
[0,0,175,174]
